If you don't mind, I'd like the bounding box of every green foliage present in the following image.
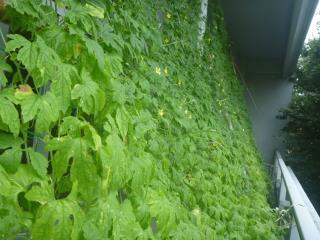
[280,38,320,212]
[0,0,280,239]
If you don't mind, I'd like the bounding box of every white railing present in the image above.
[273,151,320,240]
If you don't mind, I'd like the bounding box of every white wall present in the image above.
[244,75,293,164]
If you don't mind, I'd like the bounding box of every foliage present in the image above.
[0,0,280,239]
[280,38,320,212]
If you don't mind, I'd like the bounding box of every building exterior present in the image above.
[221,0,318,163]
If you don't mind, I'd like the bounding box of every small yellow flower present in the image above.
[158,109,164,117]
[192,208,201,216]
[166,12,171,19]
[164,67,168,75]
[164,38,169,44]
[155,67,161,75]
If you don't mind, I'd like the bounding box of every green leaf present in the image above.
[100,25,124,52]
[111,81,126,105]
[0,133,23,149]
[70,153,99,201]
[6,34,30,52]
[0,133,23,173]
[0,147,22,173]
[7,34,38,72]
[46,137,73,180]
[130,153,154,190]
[7,35,62,87]
[25,183,54,205]
[51,64,74,113]
[0,164,23,200]
[0,58,13,86]
[47,137,99,200]
[147,190,179,236]
[15,87,59,133]
[71,71,105,115]
[5,0,47,19]
[82,221,102,240]
[100,134,130,189]
[133,110,156,138]
[105,53,123,76]
[0,96,20,137]
[84,38,105,70]
[28,149,48,177]
[60,116,102,150]
[112,199,148,239]
[31,200,84,240]
[116,107,129,140]
[84,3,105,19]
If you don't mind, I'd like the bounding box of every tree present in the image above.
[280,37,320,210]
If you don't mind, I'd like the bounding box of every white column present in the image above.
[197,0,208,49]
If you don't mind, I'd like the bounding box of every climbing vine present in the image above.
[0,0,280,239]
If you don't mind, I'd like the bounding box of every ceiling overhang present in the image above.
[220,0,318,79]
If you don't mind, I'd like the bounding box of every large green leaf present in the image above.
[6,35,62,87]
[0,165,23,200]
[25,183,54,205]
[28,149,48,178]
[15,86,59,133]
[59,116,102,150]
[0,147,22,174]
[0,96,20,137]
[99,134,130,189]
[51,64,75,113]
[0,133,23,173]
[116,107,129,140]
[84,37,105,70]
[71,71,105,115]
[0,58,13,86]
[31,200,84,240]
[133,110,156,138]
[47,136,99,201]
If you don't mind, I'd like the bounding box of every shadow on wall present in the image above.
[244,75,293,164]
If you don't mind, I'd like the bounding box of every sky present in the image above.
[305,2,320,42]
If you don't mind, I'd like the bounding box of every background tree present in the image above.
[280,36,320,211]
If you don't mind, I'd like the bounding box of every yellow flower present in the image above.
[158,109,164,117]
[164,38,169,44]
[192,208,201,216]
[164,67,168,75]
[155,67,161,75]
[166,12,171,19]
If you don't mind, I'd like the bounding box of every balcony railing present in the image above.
[273,151,320,240]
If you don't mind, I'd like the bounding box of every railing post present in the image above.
[274,150,320,240]
[289,217,300,240]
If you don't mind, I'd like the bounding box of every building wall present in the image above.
[244,75,293,164]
